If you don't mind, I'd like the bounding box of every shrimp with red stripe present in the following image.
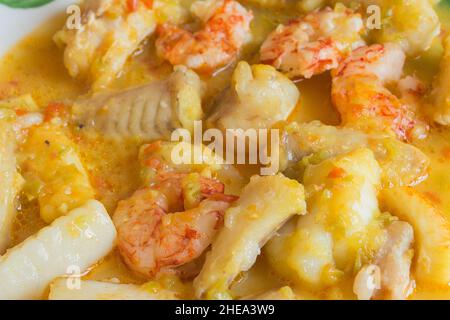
[260,5,365,79]
[155,0,253,73]
[113,171,237,278]
[331,43,426,141]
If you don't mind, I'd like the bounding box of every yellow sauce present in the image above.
[0,2,449,300]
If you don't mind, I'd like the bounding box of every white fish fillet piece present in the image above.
[54,0,157,90]
[194,174,306,298]
[0,200,116,300]
[72,66,203,140]
[0,119,22,254]
[49,279,178,300]
[281,121,429,188]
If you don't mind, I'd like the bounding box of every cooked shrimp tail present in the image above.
[156,0,253,73]
[260,5,365,79]
[331,43,424,141]
[113,173,237,278]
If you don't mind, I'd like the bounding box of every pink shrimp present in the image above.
[155,0,253,73]
[331,43,422,141]
[260,5,365,79]
[113,172,237,278]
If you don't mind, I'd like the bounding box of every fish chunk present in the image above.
[0,200,116,300]
[266,149,384,289]
[353,221,415,300]
[241,286,295,300]
[21,124,95,223]
[280,121,429,188]
[54,0,156,90]
[432,34,450,125]
[0,119,22,253]
[208,62,299,131]
[194,174,306,299]
[72,66,203,140]
[49,279,178,300]
[375,221,414,300]
[380,187,450,287]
